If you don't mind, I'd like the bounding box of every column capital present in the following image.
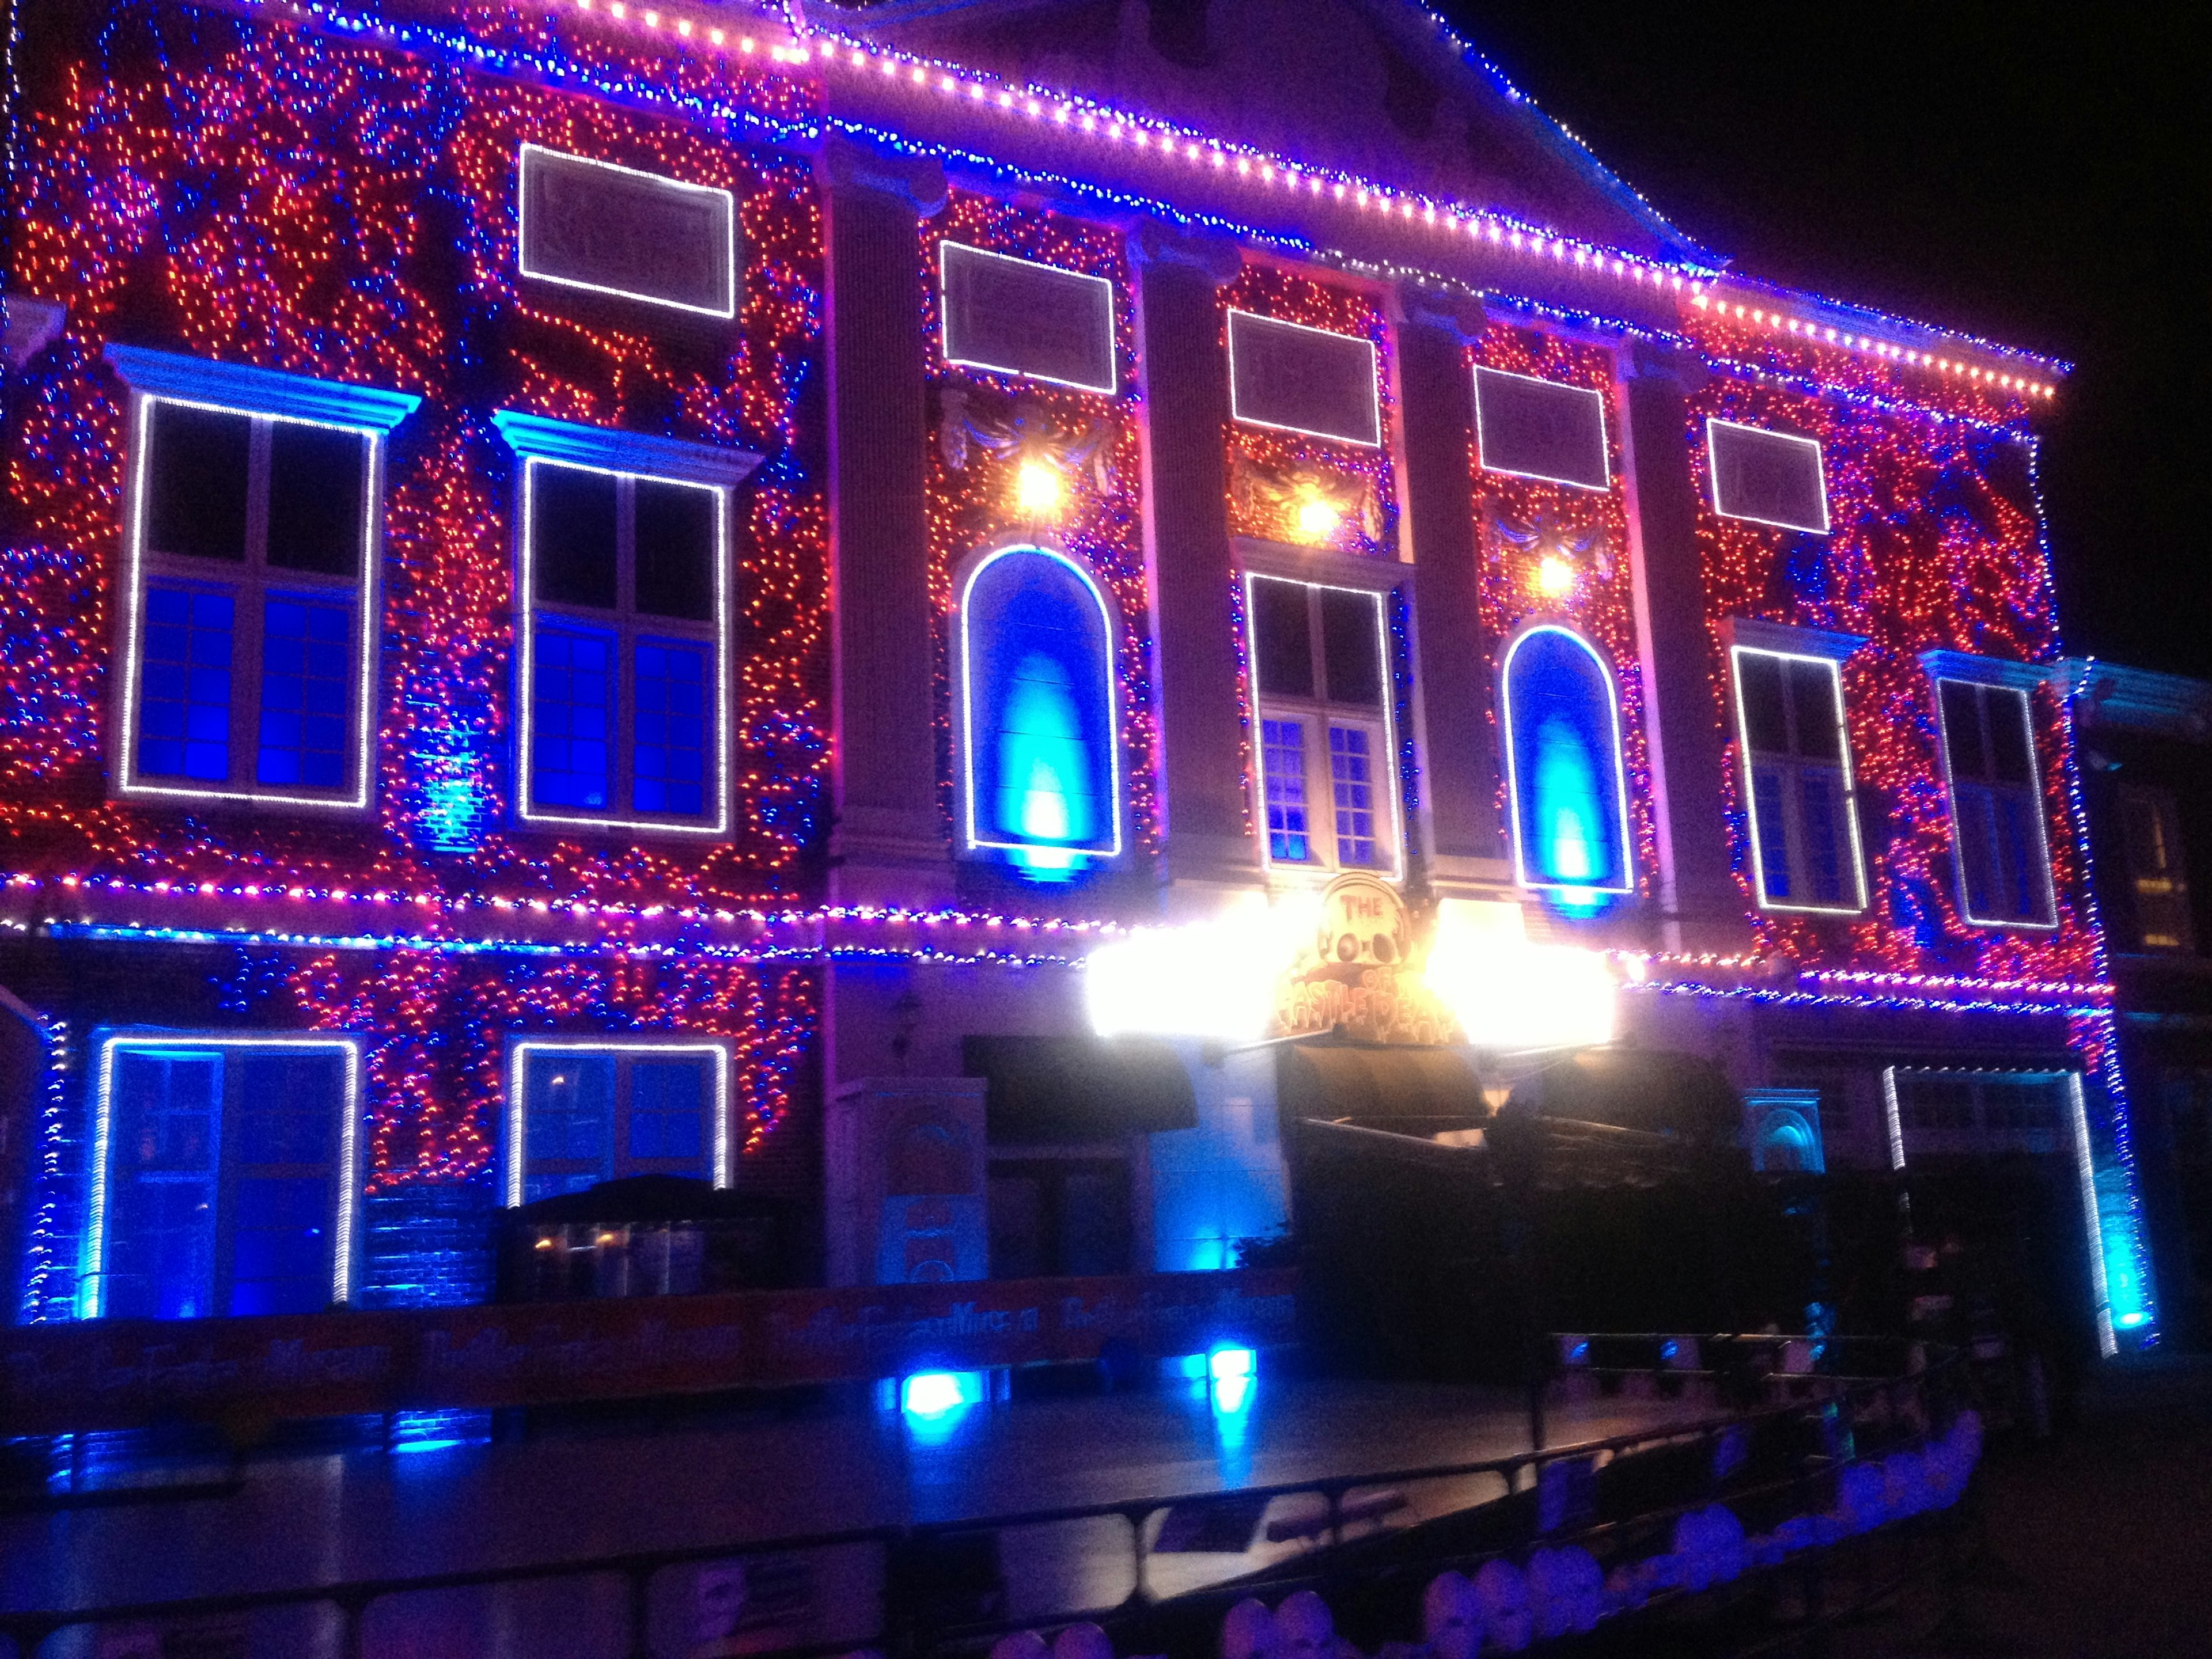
[1127,218,1243,285]
[1396,281,1488,344]
[1626,336,1710,392]
[816,134,948,215]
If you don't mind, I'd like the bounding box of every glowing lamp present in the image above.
[1083,897,1308,1040]
[1423,900,1617,1051]
[1013,458,1064,518]
[1293,495,1341,544]
[1536,554,1576,597]
[902,1371,980,1417]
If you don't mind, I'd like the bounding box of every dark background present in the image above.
[1449,2,2206,679]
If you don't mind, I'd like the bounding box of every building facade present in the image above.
[0,0,2159,1353]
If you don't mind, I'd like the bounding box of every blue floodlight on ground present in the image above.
[1209,1346,1255,1416]
[902,1371,983,1418]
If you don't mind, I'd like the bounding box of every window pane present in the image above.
[531,465,619,610]
[146,402,250,563]
[138,585,234,781]
[233,1052,341,1165]
[532,624,614,810]
[104,1050,221,1321]
[1955,784,2000,919]
[1786,659,1842,762]
[1751,763,1793,900]
[634,480,717,621]
[228,1176,332,1315]
[1799,768,1847,904]
[1330,724,1380,867]
[1940,681,1988,781]
[1262,717,1310,861]
[266,422,366,575]
[527,1053,616,1172]
[627,1058,709,1168]
[1319,588,1384,707]
[1249,577,1313,700]
[633,639,710,817]
[256,595,352,789]
[1736,652,1788,756]
[1987,687,2036,785]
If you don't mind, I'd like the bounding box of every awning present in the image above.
[963,1035,1199,1144]
[1275,1044,1489,1124]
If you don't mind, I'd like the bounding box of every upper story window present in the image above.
[2119,785,2194,953]
[1227,310,1382,448]
[84,1033,361,1319]
[1730,638,1868,914]
[493,412,762,838]
[1500,624,1633,895]
[505,1039,732,1205]
[105,347,421,810]
[938,241,1118,393]
[1927,658,2058,929]
[1245,573,1400,878]
[517,144,738,319]
[1473,366,1611,492]
[1707,418,1830,535]
[957,546,1121,881]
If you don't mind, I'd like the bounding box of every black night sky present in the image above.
[1447,2,2206,680]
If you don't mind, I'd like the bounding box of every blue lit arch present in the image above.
[958,546,1120,880]
[1500,624,1633,895]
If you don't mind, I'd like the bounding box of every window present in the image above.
[939,242,1117,393]
[959,547,1121,879]
[1934,676,2057,927]
[495,411,763,836]
[84,1035,361,1319]
[1245,574,1400,877]
[1732,647,1866,913]
[106,347,420,809]
[1881,1068,2067,1164]
[1707,419,1829,535]
[2119,785,2194,952]
[1472,366,1610,491]
[505,1040,732,1205]
[517,144,738,319]
[1226,310,1382,448]
[1499,625,1633,894]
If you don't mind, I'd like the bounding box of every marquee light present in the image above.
[1083,896,1307,1041]
[1422,902,1617,1051]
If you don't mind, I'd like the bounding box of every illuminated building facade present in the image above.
[0,0,2157,1353]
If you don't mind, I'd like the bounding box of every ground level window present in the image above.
[86,1036,360,1319]
[505,1041,732,1205]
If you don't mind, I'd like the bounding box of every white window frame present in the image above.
[503,1037,734,1207]
[1241,565,1404,883]
[494,411,762,838]
[1226,309,1383,448]
[955,542,1126,862]
[1471,365,1611,492]
[1706,417,1831,535]
[1925,653,2060,931]
[937,241,1119,395]
[105,347,419,812]
[1498,622,1635,896]
[1728,631,1870,915]
[516,143,739,320]
[82,1032,364,1318]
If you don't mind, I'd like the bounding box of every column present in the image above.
[1129,221,1260,910]
[819,137,952,904]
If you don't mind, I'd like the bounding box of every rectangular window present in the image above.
[1707,418,1830,535]
[1245,574,1399,876]
[1731,647,1866,913]
[1472,366,1610,491]
[517,144,738,319]
[122,399,375,806]
[1884,1069,2066,1162]
[1936,678,2056,927]
[86,1037,360,1320]
[505,1041,731,1205]
[1227,310,1382,448]
[2119,785,2194,953]
[519,460,726,834]
[939,241,1118,393]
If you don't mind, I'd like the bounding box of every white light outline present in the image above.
[2064,1070,2119,1356]
[956,544,1125,862]
[1225,309,1383,449]
[516,142,738,320]
[515,454,733,838]
[1880,1065,1907,1172]
[1471,365,1612,493]
[1241,570,1405,885]
[1729,646,1869,916]
[1930,676,2061,931]
[503,1037,734,1207]
[84,1032,363,1318]
[937,240,1118,395]
[1705,418,1831,536]
[1498,622,1637,896]
[114,393,384,812]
